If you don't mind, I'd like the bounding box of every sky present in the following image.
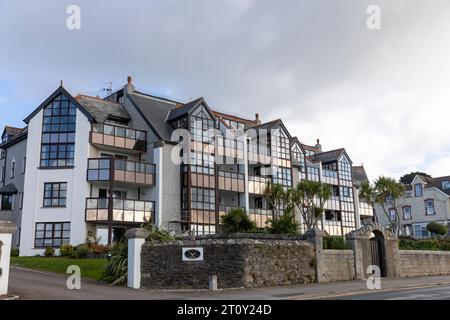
[1,0,450,181]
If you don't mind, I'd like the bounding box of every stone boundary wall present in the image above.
[399,250,450,278]
[140,238,316,289]
[320,250,355,282]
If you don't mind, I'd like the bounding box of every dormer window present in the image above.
[414,183,423,197]
[442,181,450,190]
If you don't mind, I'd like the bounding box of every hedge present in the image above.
[399,237,450,251]
[323,236,349,250]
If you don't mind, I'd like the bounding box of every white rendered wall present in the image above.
[0,233,13,295]
[20,108,91,256]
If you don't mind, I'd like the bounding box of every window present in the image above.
[325,210,342,221]
[403,225,413,236]
[0,149,5,159]
[1,194,13,210]
[414,184,423,197]
[40,94,76,168]
[414,224,430,239]
[388,208,397,221]
[402,206,412,220]
[22,157,26,174]
[43,182,67,207]
[425,199,435,215]
[34,222,70,248]
[340,186,352,198]
[10,160,15,178]
[0,166,3,182]
[273,167,292,187]
[442,181,450,190]
[20,192,23,209]
[190,188,215,211]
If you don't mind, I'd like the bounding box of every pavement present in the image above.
[8,266,450,300]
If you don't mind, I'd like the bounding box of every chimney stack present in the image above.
[255,113,261,125]
[125,75,135,94]
[315,138,322,151]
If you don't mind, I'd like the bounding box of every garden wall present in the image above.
[399,250,450,277]
[320,250,355,282]
[140,235,317,289]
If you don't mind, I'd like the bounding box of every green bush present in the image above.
[10,248,19,257]
[399,238,444,251]
[59,244,75,257]
[142,223,175,242]
[220,208,256,234]
[101,241,128,286]
[44,247,55,257]
[267,212,299,235]
[71,244,92,258]
[323,236,348,250]
[427,222,448,238]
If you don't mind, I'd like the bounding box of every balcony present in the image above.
[248,176,270,195]
[87,158,155,186]
[85,198,154,224]
[218,205,245,217]
[90,123,147,153]
[216,137,245,160]
[217,171,245,193]
[249,208,272,228]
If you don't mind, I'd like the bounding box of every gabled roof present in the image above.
[24,86,95,124]
[212,111,257,127]
[166,97,205,121]
[311,148,352,164]
[3,126,24,137]
[0,127,28,149]
[426,176,450,195]
[75,95,130,123]
[352,166,369,186]
[127,93,178,141]
[249,119,292,139]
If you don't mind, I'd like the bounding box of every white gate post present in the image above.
[0,222,17,295]
[125,228,150,289]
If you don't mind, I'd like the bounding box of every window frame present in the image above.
[43,182,68,207]
[1,194,13,211]
[414,183,423,197]
[34,222,70,248]
[10,159,15,178]
[402,205,412,220]
[424,198,435,215]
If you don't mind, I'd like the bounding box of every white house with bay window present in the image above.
[375,174,450,238]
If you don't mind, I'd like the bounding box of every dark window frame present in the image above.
[34,222,70,248]
[402,205,412,220]
[43,182,67,207]
[1,194,13,211]
[424,198,435,215]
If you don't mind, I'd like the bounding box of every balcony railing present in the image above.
[90,123,147,152]
[217,170,245,192]
[218,205,245,216]
[248,176,270,194]
[249,208,272,228]
[85,198,154,224]
[87,158,155,186]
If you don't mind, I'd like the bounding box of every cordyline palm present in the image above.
[368,176,405,237]
[290,180,331,230]
[263,180,285,220]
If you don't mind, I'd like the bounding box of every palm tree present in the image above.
[263,180,285,220]
[363,176,405,237]
[290,180,331,230]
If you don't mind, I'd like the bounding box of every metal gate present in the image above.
[370,236,386,277]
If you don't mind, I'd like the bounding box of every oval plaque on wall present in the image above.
[182,247,203,261]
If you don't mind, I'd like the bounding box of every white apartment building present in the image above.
[0,77,366,256]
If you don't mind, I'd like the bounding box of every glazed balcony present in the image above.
[90,123,147,153]
[87,158,155,186]
[217,171,245,193]
[249,208,272,228]
[216,137,245,160]
[218,205,245,218]
[85,198,154,224]
[248,176,270,195]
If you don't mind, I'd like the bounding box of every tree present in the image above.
[288,180,331,230]
[263,180,286,219]
[266,206,299,235]
[220,208,256,233]
[399,172,431,185]
[363,176,405,237]
[426,222,448,238]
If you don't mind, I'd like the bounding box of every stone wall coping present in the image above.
[125,228,150,239]
[143,238,313,247]
[323,249,354,255]
[399,250,450,255]
[0,221,17,234]
[194,233,306,240]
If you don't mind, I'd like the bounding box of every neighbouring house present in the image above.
[0,126,27,248]
[352,165,375,227]
[375,174,450,238]
[0,76,365,256]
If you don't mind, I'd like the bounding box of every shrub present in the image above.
[88,243,109,254]
[142,223,175,242]
[59,244,74,257]
[323,236,348,250]
[71,244,92,258]
[267,212,299,235]
[427,222,448,238]
[44,247,55,257]
[220,208,256,234]
[101,241,128,286]
[399,238,441,250]
[10,248,19,257]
